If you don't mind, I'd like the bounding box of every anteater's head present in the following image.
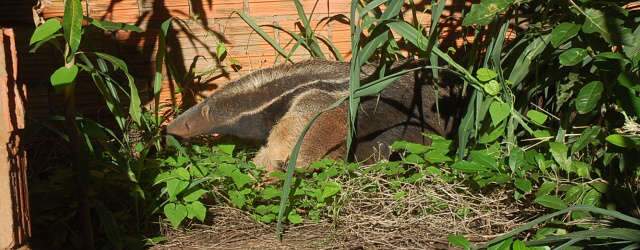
[166,59,351,141]
[166,98,220,139]
[165,88,272,141]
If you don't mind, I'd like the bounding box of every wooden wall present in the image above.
[24,0,472,117]
[0,28,30,250]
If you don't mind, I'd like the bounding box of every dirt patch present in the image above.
[151,173,537,249]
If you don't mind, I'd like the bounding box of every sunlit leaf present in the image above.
[30,19,62,45]
[163,203,187,228]
[526,110,548,125]
[62,0,83,53]
[50,65,79,87]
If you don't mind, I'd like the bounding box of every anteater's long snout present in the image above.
[165,116,192,139]
[166,103,213,139]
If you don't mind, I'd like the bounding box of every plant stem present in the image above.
[63,83,95,250]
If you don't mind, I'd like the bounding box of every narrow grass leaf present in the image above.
[235,11,293,63]
[93,52,142,125]
[276,96,349,238]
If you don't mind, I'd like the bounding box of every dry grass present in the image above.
[151,169,538,250]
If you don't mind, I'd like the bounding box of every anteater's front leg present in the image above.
[253,90,347,173]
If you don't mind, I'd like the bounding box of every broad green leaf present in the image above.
[564,185,584,204]
[575,81,603,114]
[163,203,187,228]
[230,171,252,189]
[483,80,501,96]
[451,161,488,173]
[534,195,568,210]
[391,141,429,154]
[186,201,206,222]
[229,190,246,208]
[30,19,62,45]
[404,154,426,165]
[489,101,510,126]
[582,8,614,43]
[508,147,524,172]
[174,168,190,180]
[514,178,533,193]
[153,172,173,185]
[287,212,303,224]
[572,126,600,153]
[218,144,235,155]
[424,151,452,163]
[447,234,471,249]
[582,188,601,206]
[526,110,548,125]
[321,181,341,200]
[559,48,588,66]
[479,122,506,144]
[550,22,581,48]
[606,134,636,148]
[260,186,281,200]
[62,0,83,53]
[572,161,591,178]
[183,189,207,202]
[532,130,551,138]
[470,151,497,169]
[166,179,189,199]
[50,65,79,87]
[549,142,571,170]
[462,0,515,26]
[535,181,556,197]
[89,18,143,32]
[477,68,498,82]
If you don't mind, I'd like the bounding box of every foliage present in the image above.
[154,140,347,228]
[238,0,640,248]
[27,0,640,249]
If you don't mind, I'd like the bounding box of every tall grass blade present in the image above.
[293,0,326,59]
[380,0,403,21]
[154,18,172,123]
[357,30,389,66]
[235,11,294,63]
[507,34,550,87]
[92,52,142,125]
[479,205,640,249]
[315,34,344,61]
[346,0,362,157]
